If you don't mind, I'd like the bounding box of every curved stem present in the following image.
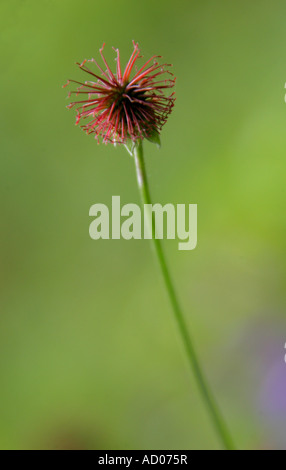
[133,140,235,450]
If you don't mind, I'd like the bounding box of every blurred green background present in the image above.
[1,0,286,450]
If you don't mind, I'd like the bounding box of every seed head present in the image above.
[64,41,176,145]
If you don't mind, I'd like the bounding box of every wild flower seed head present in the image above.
[63,41,176,145]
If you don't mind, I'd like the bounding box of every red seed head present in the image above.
[64,41,176,145]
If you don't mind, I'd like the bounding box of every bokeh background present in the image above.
[1,0,286,450]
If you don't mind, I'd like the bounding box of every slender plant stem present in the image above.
[133,140,235,450]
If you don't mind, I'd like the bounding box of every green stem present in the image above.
[133,140,235,450]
